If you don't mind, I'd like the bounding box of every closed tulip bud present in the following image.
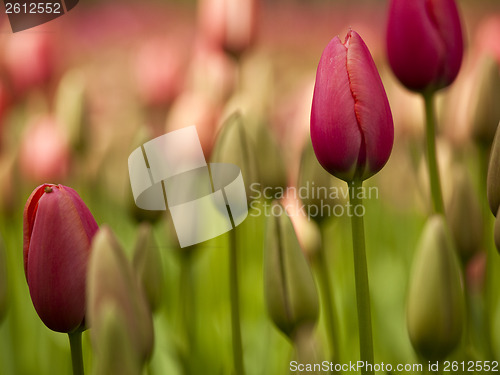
[211,112,258,202]
[407,216,465,361]
[91,303,142,375]
[386,0,464,93]
[198,0,258,59]
[487,121,500,216]
[447,168,482,261]
[87,226,154,362]
[298,139,345,223]
[253,122,287,193]
[54,70,88,153]
[310,30,394,182]
[23,184,98,333]
[133,223,164,313]
[264,201,319,339]
[470,56,500,147]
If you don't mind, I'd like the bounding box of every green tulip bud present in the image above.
[211,112,259,203]
[92,303,142,375]
[470,55,500,148]
[264,201,319,339]
[407,216,465,361]
[487,121,500,216]
[253,121,287,193]
[55,69,88,153]
[447,168,482,261]
[133,223,164,312]
[128,125,164,224]
[87,226,154,363]
[297,139,345,224]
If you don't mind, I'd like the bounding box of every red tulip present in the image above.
[23,184,98,333]
[386,0,464,92]
[310,30,394,182]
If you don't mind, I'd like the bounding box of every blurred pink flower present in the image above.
[3,31,55,96]
[198,0,258,57]
[475,15,500,64]
[165,91,220,158]
[19,116,70,182]
[134,37,187,107]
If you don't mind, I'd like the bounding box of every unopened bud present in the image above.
[264,201,319,339]
[87,227,154,363]
[407,216,465,360]
[133,223,164,312]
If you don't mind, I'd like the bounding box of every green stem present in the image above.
[348,180,374,375]
[423,92,445,214]
[68,331,84,375]
[478,145,495,358]
[179,249,196,374]
[229,229,245,375]
[315,225,340,364]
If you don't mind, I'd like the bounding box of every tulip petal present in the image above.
[427,0,463,87]
[346,30,394,180]
[63,185,99,243]
[311,36,362,181]
[386,0,444,91]
[26,185,97,332]
[23,184,47,277]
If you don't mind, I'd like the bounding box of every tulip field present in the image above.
[0,0,500,374]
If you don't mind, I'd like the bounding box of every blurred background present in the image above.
[0,0,499,374]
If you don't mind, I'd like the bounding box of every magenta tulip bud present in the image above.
[310,30,394,182]
[23,184,98,333]
[386,0,464,92]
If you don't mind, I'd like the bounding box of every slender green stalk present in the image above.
[179,249,196,373]
[479,144,496,358]
[348,179,374,375]
[423,92,445,214]
[68,331,84,375]
[314,225,340,364]
[229,229,245,375]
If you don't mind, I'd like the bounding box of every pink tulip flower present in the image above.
[310,30,394,182]
[23,184,98,333]
[386,0,464,92]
